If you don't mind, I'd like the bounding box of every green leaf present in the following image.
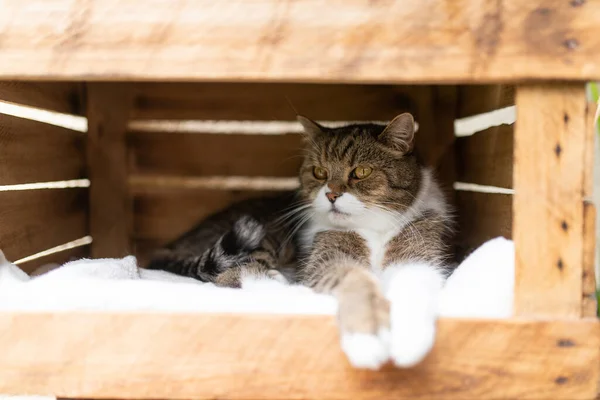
[590,82,599,102]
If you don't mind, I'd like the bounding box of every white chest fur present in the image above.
[355,228,400,276]
[301,167,449,274]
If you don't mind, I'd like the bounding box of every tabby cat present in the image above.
[147,113,454,369]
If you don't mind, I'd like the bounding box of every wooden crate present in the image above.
[0,1,599,399]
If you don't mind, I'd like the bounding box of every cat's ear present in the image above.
[378,113,415,154]
[297,115,325,137]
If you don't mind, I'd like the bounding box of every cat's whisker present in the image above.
[279,210,314,253]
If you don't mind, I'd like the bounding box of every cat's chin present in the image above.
[327,209,353,226]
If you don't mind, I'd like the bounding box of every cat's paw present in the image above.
[266,269,288,284]
[389,313,435,367]
[336,269,391,370]
[384,262,444,368]
[341,328,390,370]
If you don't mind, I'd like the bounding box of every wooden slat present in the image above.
[0,82,82,114]
[132,83,417,120]
[0,114,86,185]
[582,203,597,317]
[584,99,597,199]
[1,1,599,82]
[87,84,133,258]
[133,188,283,243]
[0,314,597,400]
[514,84,588,318]
[457,85,515,118]
[582,102,597,317]
[455,191,512,258]
[456,124,514,188]
[0,189,88,262]
[428,86,458,204]
[20,245,90,276]
[133,239,168,268]
[129,131,304,177]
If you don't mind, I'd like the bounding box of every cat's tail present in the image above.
[146,215,266,281]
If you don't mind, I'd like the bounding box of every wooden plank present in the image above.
[133,188,283,243]
[0,189,88,262]
[584,100,597,199]
[582,203,597,317]
[133,239,167,267]
[456,124,514,188]
[0,82,83,114]
[457,85,515,118]
[0,314,597,400]
[20,245,90,276]
[513,84,588,318]
[129,131,304,177]
[1,1,599,82]
[455,191,512,259]
[0,114,86,185]
[86,84,133,258]
[427,86,458,204]
[132,83,417,120]
[582,102,597,317]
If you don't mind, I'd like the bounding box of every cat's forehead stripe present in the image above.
[339,137,355,160]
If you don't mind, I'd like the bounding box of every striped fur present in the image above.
[145,194,298,287]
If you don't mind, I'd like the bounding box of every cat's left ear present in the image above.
[297,115,325,138]
[378,113,415,154]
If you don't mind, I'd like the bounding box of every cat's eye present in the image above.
[313,166,328,180]
[352,166,373,179]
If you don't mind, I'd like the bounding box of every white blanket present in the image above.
[0,237,514,318]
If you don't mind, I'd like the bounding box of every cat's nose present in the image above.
[326,192,342,203]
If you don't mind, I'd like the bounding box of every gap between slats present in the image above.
[0,100,87,132]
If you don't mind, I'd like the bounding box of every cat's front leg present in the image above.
[302,230,391,369]
[308,261,390,369]
[214,247,288,288]
[381,262,445,367]
[333,264,391,369]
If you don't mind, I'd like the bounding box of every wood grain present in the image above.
[129,131,304,177]
[582,102,597,317]
[86,84,133,258]
[0,82,82,114]
[585,100,597,199]
[428,86,458,205]
[132,188,285,244]
[456,124,514,188]
[455,191,512,259]
[0,189,88,262]
[132,82,417,120]
[457,85,515,118]
[0,314,597,400]
[410,86,455,169]
[0,1,599,82]
[513,84,588,318]
[0,114,86,185]
[582,203,597,317]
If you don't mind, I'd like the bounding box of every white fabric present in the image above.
[0,237,514,318]
[0,237,514,399]
[438,237,515,318]
[0,252,337,314]
[0,238,514,317]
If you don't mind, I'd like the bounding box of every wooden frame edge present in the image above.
[0,314,597,400]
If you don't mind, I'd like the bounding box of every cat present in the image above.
[146,193,298,286]
[146,112,455,369]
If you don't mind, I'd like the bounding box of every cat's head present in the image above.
[298,113,423,231]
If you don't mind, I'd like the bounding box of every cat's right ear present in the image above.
[297,115,325,138]
[378,113,416,155]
